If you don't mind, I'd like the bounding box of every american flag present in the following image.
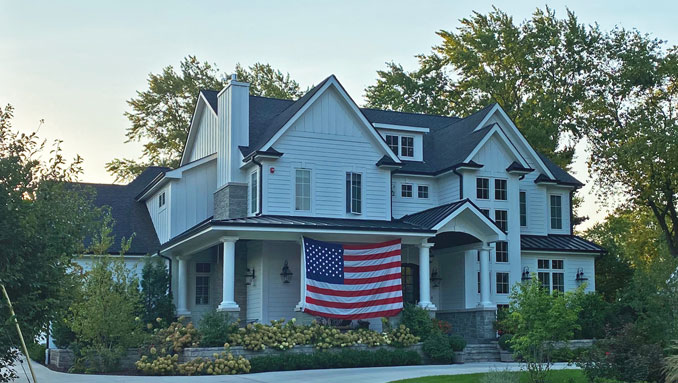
[302,237,403,319]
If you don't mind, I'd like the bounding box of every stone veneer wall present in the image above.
[436,308,497,343]
[213,183,247,220]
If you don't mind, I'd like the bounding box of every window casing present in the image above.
[495,241,508,262]
[401,184,413,198]
[537,259,564,293]
[346,172,362,214]
[386,135,399,154]
[417,185,429,199]
[195,263,211,305]
[158,192,166,209]
[400,136,414,158]
[401,263,419,304]
[550,195,563,229]
[495,209,508,232]
[520,191,527,227]
[295,169,311,211]
[496,272,509,294]
[250,171,259,215]
[476,178,490,199]
[494,179,507,200]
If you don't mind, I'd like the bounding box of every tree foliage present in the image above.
[106,57,304,182]
[0,104,103,381]
[140,256,175,325]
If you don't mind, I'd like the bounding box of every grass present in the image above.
[391,369,586,382]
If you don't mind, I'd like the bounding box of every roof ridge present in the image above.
[360,107,460,120]
[249,94,296,102]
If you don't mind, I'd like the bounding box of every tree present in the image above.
[365,7,597,168]
[0,104,103,381]
[579,27,678,258]
[106,57,304,182]
[140,256,175,325]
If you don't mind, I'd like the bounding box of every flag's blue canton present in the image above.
[304,238,344,284]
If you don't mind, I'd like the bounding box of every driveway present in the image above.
[12,359,576,383]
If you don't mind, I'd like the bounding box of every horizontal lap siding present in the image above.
[521,252,595,293]
[520,164,548,236]
[438,173,460,203]
[392,175,439,218]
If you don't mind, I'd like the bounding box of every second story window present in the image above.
[418,185,429,199]
[550,195,562,230]
[496,272,509,294]
[401,184,413,198]
[401,136,414,158]
[476,178,489,199]
[386,135,399,154]
[494,179,507,200]
[250,171,258,215]
[495,241,508,262]
[295,169,311,211]
[495,209,508,232]
[346,172,362,214]
[520,191,527,227]
[158,192,166,209]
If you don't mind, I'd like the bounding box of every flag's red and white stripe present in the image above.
[303,239,403,319]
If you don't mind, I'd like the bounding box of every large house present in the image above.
[81,74,602,342]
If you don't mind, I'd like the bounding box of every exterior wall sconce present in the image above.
[280,260,293,284]
[244,268,256,285]
[576,267,588,283]
[430,268,442,288]
[521,266,532,281]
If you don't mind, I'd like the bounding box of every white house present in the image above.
[79,74,602,342]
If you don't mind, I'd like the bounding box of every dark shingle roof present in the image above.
[200,90,219,113]
[521,234,604,254]
[76,167,168,255]
[537,153,583,187]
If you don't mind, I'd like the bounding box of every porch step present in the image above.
[463,342,501,362]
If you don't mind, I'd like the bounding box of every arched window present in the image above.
[401,263,420,305]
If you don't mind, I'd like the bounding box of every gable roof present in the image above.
[75,167,168,255]
[200,89,219,113]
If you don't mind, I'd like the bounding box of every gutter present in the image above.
[453,168,464,198]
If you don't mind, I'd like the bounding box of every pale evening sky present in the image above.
[1,0,677,229]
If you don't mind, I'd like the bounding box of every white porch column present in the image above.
[478,246,494,308]
[176,256,190,316]
[218,236,240,312]
[418,241,437,310]
[295,237,306,311]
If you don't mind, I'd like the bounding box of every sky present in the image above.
[1,0,677,229]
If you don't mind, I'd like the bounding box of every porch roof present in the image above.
[521,234,605,254]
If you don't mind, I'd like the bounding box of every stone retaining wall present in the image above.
[436,309,496,343]
[47,348,141,371]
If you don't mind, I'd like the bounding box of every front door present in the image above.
[401,263,419,305]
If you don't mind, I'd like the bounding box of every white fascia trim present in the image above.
[431,202,507,240]
[260,77,401,164]
[393,173,435,179]
[137,154,217,201]
[373,123,430,133]
[464,125,530,169]
[521,250,598,256]
[180,94,217,166]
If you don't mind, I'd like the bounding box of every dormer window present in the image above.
[386,135,399,154]
[384,134,414,159]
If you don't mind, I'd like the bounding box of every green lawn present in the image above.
[391,369,586,383]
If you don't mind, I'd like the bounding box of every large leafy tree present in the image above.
[106,57,304,182]
[0,104,103,381]
[365,7,597,168]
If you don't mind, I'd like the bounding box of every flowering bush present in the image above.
[177,351,250,375]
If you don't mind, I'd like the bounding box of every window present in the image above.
[158,192,166,208]
[552,272,565,292]
[401,136,414,157]
[476,178,489,199]
[520,191,527,227]
[494,179,507,200]
[401,184,413,198]
[346,172,362,214]
[401,264,419,304]
[495,209,508,232]
[250,171,258,215]
[386,135,399,154]
[496,272,509,294]
[295,169,311,211]
[495,241,508,262]
[537,259,565,293]
[418,185,429,199]
[480,209,490,218]
[195,263,211,305]
[550,195,563,229]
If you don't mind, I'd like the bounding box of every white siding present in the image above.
[392,175,438,218]
[263,87,391,220]
[519,170,548,236]
[521,252,595,293]
[188,108,218,163]
[146,185,171,244]
[169,160,217,239]
[438,172,461,203]
[246,242,264,322]
[261,241,301,323]
[436,248,466,310]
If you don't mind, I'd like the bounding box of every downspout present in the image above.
[569,190,574,235]
[453,168,464,199]
[252,156,263,216]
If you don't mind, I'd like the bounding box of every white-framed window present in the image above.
[195,262,211,305]
[496,272,509,294]
[550,195,563,229]
[401,184,413,198]
[494,179,507,200]
[346,172,362,214]
[520,191,527,227]
[495,209,508,232]
[385,134,399,154]
[418,185,429,199]
[537,259,565,293]
[295,169,311,211]
[401,136,414,158]
[476,178,490,199]
[495,241,508,262]
[158,191,166,209]
[249,170,259,215]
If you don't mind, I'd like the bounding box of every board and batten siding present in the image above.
[169,160,217,240]
[521,252,595,293]
[262,87,391,220]
[392,175,439,218]
[146,185,171,244]
[187,107,219,163]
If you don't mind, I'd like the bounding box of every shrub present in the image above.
[498,334,513,352]
[26,342,45,364]
[248,348,421,373]
[448,334,466,352]
[400,303,437,340]
[574,293,612,339]
[199,311,238,347]
[422,331,453,364]
[140,256,175,325]
[50,318,75,349]
[665,341,678,383]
